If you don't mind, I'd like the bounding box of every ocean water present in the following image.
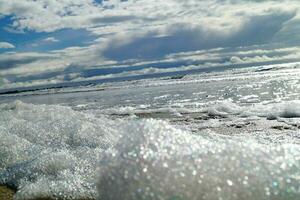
[1,63,300,200]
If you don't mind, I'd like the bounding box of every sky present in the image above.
[0,0,300,90]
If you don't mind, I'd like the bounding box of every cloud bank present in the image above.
[0,0,300,90]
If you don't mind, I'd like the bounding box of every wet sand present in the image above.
[0,186,95,200]
[0,186,14,200]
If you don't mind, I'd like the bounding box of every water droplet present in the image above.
[192,170,197,176]
[227,180,233,186]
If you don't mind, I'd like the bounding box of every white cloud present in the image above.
[1,0,300,90]
[0,42,15,49]
[43,37,59,43]
[0,0,299,35]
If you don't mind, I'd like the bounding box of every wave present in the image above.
[0,101,300,200]
[102,100,300,121]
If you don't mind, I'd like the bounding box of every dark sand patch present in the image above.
[0,185,96,200]
[0,185,14,200]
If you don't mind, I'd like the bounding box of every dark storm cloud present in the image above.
[90,15,137,24]
[0,54,53,69]
[103,12,295,61]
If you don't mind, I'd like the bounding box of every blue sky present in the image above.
[0,0,300,90]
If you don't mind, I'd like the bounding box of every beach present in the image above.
[1,64,300,199]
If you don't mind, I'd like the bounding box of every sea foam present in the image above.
[0,101,117,199]
[98,119,300,200]
[0,101,300,200]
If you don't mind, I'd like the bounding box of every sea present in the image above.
[1,62,300,200]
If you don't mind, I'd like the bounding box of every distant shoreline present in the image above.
[2,59,298,96]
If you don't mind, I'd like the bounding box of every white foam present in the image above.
[203,100,300,120]
[205,100,243,117]
[1,101,300,200]
[98,119,300,200]
[102,100,300,123]
[0,101,117,199]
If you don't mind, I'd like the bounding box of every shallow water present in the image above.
[1,63,300,200]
